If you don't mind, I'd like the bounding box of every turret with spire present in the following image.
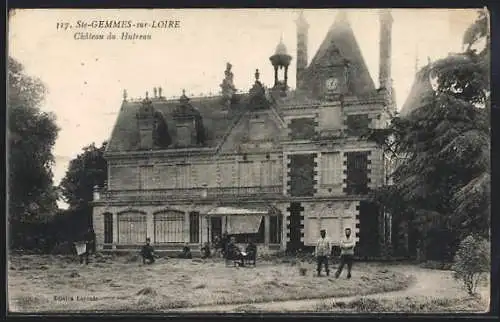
[378,9,395,109]
[269,36,293,95]
[296,11,309,90]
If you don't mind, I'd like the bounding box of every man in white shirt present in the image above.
[335,227,356,279]
[315,229,331,277]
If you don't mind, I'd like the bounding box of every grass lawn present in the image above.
[8,254,414,312]
[312,295,489,313]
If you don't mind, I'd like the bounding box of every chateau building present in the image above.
[92,10,396,257]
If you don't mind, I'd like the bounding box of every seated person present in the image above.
[140,238,155,264]
[245,241,257,264]
[201,242,211,259]
[178,244,192,259]
[225,237,244,266]
[213,235,222,257]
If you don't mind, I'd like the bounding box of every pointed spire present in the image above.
[255,69,260,81]
[296,10,309,28]
[275,35,288,55]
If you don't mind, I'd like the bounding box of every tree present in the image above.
[59,141,108,209]
[452,234,490,296]
[371,10,490,259]
[8,57,59,225]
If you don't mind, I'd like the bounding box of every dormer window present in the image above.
[172,90,205,147]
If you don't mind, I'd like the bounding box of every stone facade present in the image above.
[92,11,395,257]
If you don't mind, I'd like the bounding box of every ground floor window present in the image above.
[189,211,200,243]
[117,211,147,244]
[154,210,185,243]
[269,215,282,244]
[103,213,113,244]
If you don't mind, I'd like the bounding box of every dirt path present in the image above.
[173,265,488,312]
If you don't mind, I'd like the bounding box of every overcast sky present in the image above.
[8,8,479,208]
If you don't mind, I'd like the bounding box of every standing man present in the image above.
[315,229,331,277]
[140,237,155,264]
[335,227,356,279]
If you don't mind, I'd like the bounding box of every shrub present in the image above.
[452,234,490,295]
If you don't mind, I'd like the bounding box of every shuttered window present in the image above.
[103,213,113,244]
[189,212,200,243]
[345,151,370,195]
[270,215,282,244]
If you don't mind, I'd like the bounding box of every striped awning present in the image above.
[226,215,263,234]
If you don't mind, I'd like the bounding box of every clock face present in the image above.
[326,78,339,90]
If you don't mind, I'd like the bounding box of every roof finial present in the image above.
[123,89,128,101]
[158,86,162,98]
[427,56,431,65]
[145,91,149,99]
[255,69,260,81]
[182,89,186,96]
[153,87,157,98]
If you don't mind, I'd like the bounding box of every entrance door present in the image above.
[210,216,222,243]
[287,202,304,252]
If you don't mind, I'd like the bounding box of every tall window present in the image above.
[189,212,200,243]
[117,212,147,244]
[103,213,113,244]
[289,154,316,196]
[270,215,282,244]
[154,210,185,243]
[344,151,370,194]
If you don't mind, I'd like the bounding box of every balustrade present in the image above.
[100,185,282,202]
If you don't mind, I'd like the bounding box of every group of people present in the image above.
[315,227,356,278]
[75,227,355,276]
[203,233,257,266]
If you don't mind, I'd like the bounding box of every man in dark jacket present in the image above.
[140,238,155,264]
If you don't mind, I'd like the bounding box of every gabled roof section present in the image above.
[303,11,375,94]
[400,64,434,117]
[106,94,248,153]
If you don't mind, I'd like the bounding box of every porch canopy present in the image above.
[207,206,268,234]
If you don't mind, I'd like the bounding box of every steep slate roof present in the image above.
[106,94,248,153]
[399,64,434,117]
[106,12,378,153]
[301,11,376,95]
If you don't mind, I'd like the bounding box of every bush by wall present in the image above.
[452,234,490,295]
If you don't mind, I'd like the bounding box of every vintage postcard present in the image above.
[7,8,491,314]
